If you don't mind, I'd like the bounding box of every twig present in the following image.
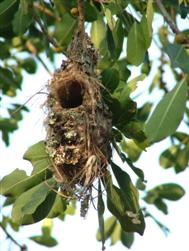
[33,10,61,50]
[10,88,47,117]
[36,54,52,75]
[0,223,27,251]
[25,40,52,75]
[77,0,85,36]
[68,0,85,60]
[33,2,61,21]
[156,0,180,34]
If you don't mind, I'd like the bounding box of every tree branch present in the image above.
[33,2,61,21]
[77,0,85,36]
[68,0,85,60]
[0,223,27,251]
[156,0,179,34]
[33,10,61,50]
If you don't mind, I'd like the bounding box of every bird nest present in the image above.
[45,53,112,213]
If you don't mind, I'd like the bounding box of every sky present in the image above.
[0,13,189,251]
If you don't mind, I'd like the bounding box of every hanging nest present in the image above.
[45,29,112,215]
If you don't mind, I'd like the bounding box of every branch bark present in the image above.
[156,0,180,34]
[77,0,85,36]
[33,2,61,21]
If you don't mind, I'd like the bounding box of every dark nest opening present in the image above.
[56,80,84,108]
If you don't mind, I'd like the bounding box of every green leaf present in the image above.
[159,145,180,169]
[140,16,151,49]
[127,22,145,65]
[114,93,137,123]
[1,216,19,232]
[137,102,153,122]
[0,142,52,197]
[0,0,18,29]
[173,132,189,144]
[104,174,125,214]
[145,78,187,143]
[41,219,53,237]
[106,25,116,58]
[111,162,140,212]
[106,1,128,15]
[110,223,121,245]
[23,141,50,174]
[0,168,48,197]
[179,2,188,19]
[136,178,146,191]
[122,121,148,148]
[127,16,151,66]
[146,0,154,37]
[120,139,142,162]
[3,197,16,207]
[12,1,33,35]
[84,2,98,22]
[160,143,189,173]
[54,13,76,47]
[104,7,116,31]
[112,19,124,59]
[31,191,56,224]
[156,183,185,201]
[0,67,17,89]
[0,118,17,131]
[8,104,27,122]
[97,181,105,249]
[144,183,185,204]
[114,74,145,109]
[96,216,117,241]
[120,10,137,35]
[0,41,10,59]
[20,57,37,74]
[91,17,106,49]
[165,44,189,73]
[154,199,168,215]
[64,200,76,215]
[30,235,58,247]
[174,147,189,173]
[11,178,55,224]
[105,171,145,235]
[120,231,134,249]
[121,154,145,180]
[47,195,67,218]
[101,68,119,92]
[113,59,130,81]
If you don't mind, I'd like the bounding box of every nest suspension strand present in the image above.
[45,0,112,215]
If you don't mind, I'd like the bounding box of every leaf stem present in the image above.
[156,0,179,34]
[0,222,27,251]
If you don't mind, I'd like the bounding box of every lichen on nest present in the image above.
[45,31,112,216]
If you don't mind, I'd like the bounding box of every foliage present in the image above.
[0,0,189,250]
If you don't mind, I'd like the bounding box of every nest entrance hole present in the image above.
[57,80,84,108]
